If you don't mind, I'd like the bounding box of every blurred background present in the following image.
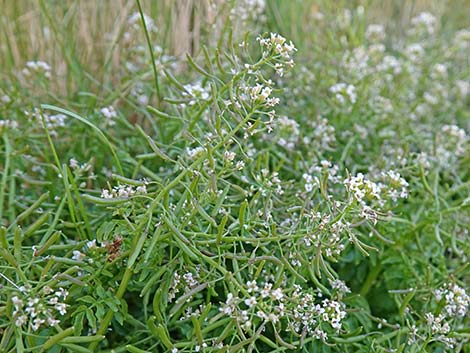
[1,0,469,96]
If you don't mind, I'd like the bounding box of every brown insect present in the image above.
[105,235,122,262]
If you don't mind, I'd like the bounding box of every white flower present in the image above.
[244,296,257,308]
[0,120,19,129]
[47,317,60,326]
[183,82,210,105]
[86,240,98,250]
[224,151,236,162]
[69,158,79,169]
[24,61,51,78]
[405,43,425,62]
[246,280,259,293]
[365,24,385,42]
[72,250,85,261]
[12,296,23,310]
[55,303,67,315]
[100,106,117,126]
[260,283,272,298]
[235,161,246,170]
[410,12,437,35]
[15,314,27,327]
[186,146,205,159]
[330,83,357,105]
[270,288,284,300]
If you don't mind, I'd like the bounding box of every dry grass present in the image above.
[1,0,469,93]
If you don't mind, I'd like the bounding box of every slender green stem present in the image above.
[0,134,11,221]
[136,0,161,104]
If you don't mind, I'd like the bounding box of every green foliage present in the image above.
[1,2,470,353]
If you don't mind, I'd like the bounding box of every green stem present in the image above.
[360,261,382,297]
[0,134,11,221]
[136,0,161,104]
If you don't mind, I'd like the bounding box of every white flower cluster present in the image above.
[100,106,118,126]
[168,270,200,303]
[69,158,92,174]
[405,43,425,63]
[257,32,296,76]
[12,286,68,331]
[100,183,147,199]
[299,212,348,258]
[329,279,351,296]
[291,287,347,338]
[424,312,450,335]
[344,171,409,206]
[130,83,150,106]
[26,108,67,137]
[22,61,51,79]
[124,12,157,43]
[383,170,409,202]
[341,47,371,79]
[230,0,266,25]
[307,117,336,151]
[409,283,469,349]
[454,29,470,50]
[409,12,437,36]
[186,146,205,160]
[302,160,341,193]
[344,173,381,203]
[220,280,286,331]
[0,119,19,130]
[268,115,299,150]
[183,82,210,106]
[436,124,468,165]
[365,24,386,42]
[456,80,470,98]
[302,173,319,193]
[435,283,470,318]
[255,168,283,196]
[329,83,357,106]
[248,83,279,107]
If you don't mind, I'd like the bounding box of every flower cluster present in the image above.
[383,170,409,202]
[220,280,286,331]
[100,183,147,199]
[409,12,437,36]
[454,29,470,50]
[168,270,200,303]
[435,283,470,318]
[69,158,95,189]
[290,286,347,339]
[26,108,67,136]
[248,82,278,107]
[124,12,158,43]
[269,115,299,150]
[230,0,266,26]
[257,32,296,76]
[100,106,118,127]
[22,61,51,79]
[329,82,357,106]
[365,24,386,42]
[183,82,210,106]
[344,171,409,206]
[254,168,284,196]
[344,173,381,204]
[11,286,68,331]
[0,119,19,130]
[435,124,468,166]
